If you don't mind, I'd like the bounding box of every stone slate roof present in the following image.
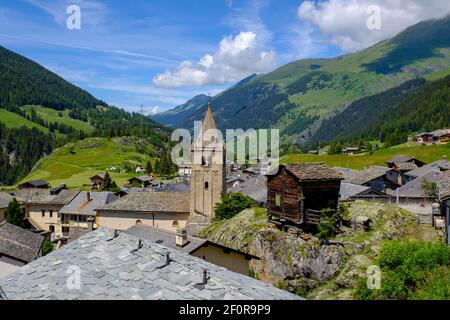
[394,162,418,172]
[27,190,80,206]
[269,163,342,181]
[0,228,301,300]
[228,175,267,204]
[439,170,450,200]
[339,182,372,200]
[388,170,440,198]
[98,192,190,214]
[0,222,44,263]
[386,156,415,165]
[334,166,391,185]
[59,192,118,216]
[124,224,206,254]
[19,180,49,188]
[0,193,13,209]
[405,160,450,178]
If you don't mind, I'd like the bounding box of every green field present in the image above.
[21,137,155,189]
[0,108,49,131]
[282,143,450,169]
[21,105,94,132]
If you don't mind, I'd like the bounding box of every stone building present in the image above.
[188,103,226,235]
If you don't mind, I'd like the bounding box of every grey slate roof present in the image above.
[0,228,301,300]
[0,193,13,209]
[334,166,391,185]
[269,163,343,181]
[386,156,415,165]
[439,170,450,200]
[0,222,45,263]
[388,170,441,198]
[98,192,190,214]
[124,224,206,254]
[59,192,118,216]
[19,180,49,188]
[228,175,267,204]
[339,182,371,200]
[404,160,450,178]
[27,190,80,206]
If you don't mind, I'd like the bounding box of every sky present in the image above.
[1,0,450,114]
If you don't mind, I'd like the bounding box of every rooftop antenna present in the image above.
[140,104,144,142]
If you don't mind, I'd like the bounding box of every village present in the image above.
[0,105,449,300]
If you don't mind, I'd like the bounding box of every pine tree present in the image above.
[145,160,153,175]
[101,171,120,192]
[5,198,25,228]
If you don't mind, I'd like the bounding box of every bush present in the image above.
[412,267,450,300]
[214,193,255,221]
[315,209,339,239]
[42,239,54,256]
[355,241,450,300]
[5,198,26,228]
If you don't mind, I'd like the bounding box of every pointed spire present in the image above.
[202,102,217,131]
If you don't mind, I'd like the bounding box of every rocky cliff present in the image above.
[199,201,439,299]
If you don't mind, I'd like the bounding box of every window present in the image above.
[172,220,179,227]
[41,210,45,218]
[136,220,142,224]
[205,182,209,190]
[275,193,281,207]
[49,210,53,218]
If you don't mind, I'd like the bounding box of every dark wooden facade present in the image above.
[267,164,342,225]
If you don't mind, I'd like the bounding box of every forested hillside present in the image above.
[309,78,426,145]
[0,123,54,185]
[0,45,171,186]
[309,75,450,148]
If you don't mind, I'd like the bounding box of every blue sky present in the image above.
[1,0,449,114]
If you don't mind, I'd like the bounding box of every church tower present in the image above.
[188,103,226,233]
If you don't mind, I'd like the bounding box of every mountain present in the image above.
[155,16,450,144]
[0,45,171,186]
[153,94,211,128]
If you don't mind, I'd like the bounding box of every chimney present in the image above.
[87,192,91,202]
[176,228,188,247]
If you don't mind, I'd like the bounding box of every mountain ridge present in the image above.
[154,16,450,144]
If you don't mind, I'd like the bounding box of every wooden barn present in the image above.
[266,163,343,226]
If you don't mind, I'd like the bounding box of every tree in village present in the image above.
[145,160,153,175]
[5,198,26,228]
[100,171,120,192]
[214,193,255,221]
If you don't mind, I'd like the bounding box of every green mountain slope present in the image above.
[154,16,450,144]
[0,45,171,186]
[22,137,155,189]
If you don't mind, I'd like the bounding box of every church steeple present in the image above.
[201,102,217,132]
[188,102,226,235]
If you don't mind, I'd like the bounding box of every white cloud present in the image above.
[153,31,277,88]
[298,0,450,53]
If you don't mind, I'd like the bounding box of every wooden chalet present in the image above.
[266,163,343,226]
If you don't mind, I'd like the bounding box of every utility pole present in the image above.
[140,104,144,142]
